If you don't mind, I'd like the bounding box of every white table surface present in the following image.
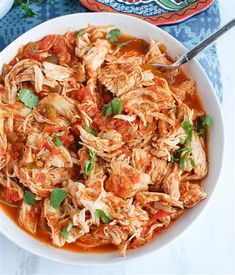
[0,1,234,274]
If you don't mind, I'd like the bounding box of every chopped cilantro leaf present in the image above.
[111,98,123,115]
[52,134,63,147]
[18,89,39,109]
[170,146,195,171]
[106,28,121,43]
[21,3,37,18]
[85,126,97,136]
[103,98,123,117]
[76,29,85,37]
[84,150,95,176]
[61,223,73,239]
[95,209,112,223]
[50,189,67,209]
[195,115,212,138]
[103,103,113,117]
[24,191,36,206]
[181,116,193,144]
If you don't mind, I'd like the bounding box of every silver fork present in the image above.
[151,18,235,71]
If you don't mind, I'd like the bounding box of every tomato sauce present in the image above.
[0,202,117,253]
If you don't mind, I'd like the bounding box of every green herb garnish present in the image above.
[21,3,37,18]
[189,157,196,167]
[61,223,73,239]
[76,29,85,37]
[95,209,112,223]
[88,150,95,160]
[195,115,212,138]
[170,146,196,170]
[50,189,67,209]
[84,161,94,176]
[179,137,185,144]
[103,103,113,117]
[103,98,123,117]
[14,0,54,18]
[52,134,63,147]
[181,116,193,145]
[18,89,39,109]
[85,126,97,137]
[24,191,36,206]
[179,157,186,170]
[84,150,95,176]
[106,28,121,43]
[111,98,123,115]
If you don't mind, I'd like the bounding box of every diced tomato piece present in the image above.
[42,142,53,152]
[68,87,93,103]
[141,209,168,237]
[36,173,46,184]
[24,51,42,62]
[114,119,129,129]
[38,35,55,50]
[143,203,152,212]
[2,187,20,203]
[23,42,42,61]
[11,143,23,161]
[28,208,37,220]
[141,94,153,101]
[61,135,74,148]
[67,90,79,101]
[151,209,168,221]
[98,224,108,237]
[76,87,92,103]
[93,118,105,129]
[10,192,20,202]
[52,37,71,64]
[43,126,67,134]
[70,121,81,136]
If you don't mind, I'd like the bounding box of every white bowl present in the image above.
[0,12,224,265]
[0,0,14,19]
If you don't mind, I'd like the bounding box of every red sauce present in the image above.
[184,90,204,111]
[117,35,149,55]
[0,202,117,253]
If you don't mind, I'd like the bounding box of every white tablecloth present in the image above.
[0,1,234,274]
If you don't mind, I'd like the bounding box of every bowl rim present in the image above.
[0,12,224,266]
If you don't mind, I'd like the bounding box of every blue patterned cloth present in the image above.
[0,0,222,101]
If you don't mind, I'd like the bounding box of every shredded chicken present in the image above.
[83,39,111,75]
[99,62,154,97]
[0,25,210,257]
[19,201,39,234]
[105,161,152,199]
[180,181,207,208]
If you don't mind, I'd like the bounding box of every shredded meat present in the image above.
[0,25,209,257]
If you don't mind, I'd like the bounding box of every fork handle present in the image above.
[175,18,235,66]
